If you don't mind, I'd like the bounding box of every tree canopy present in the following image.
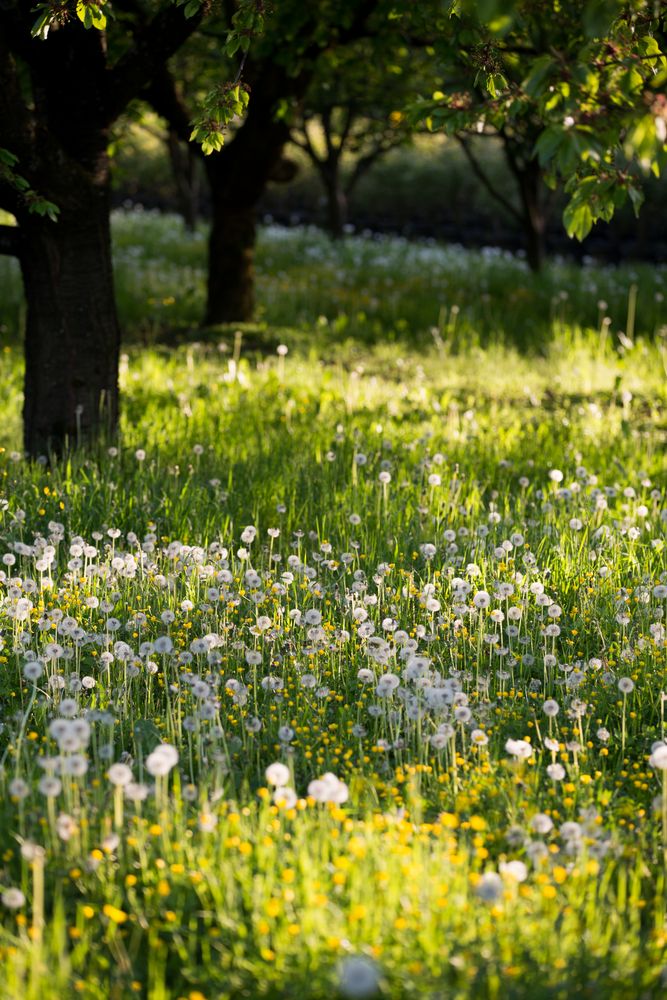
[412,0,667,239]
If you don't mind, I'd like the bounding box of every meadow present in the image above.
[0,213,666,998]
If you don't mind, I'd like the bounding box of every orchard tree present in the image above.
[413,0,667,247]
[289,42,417,239]
[419,39,553,270]
[147,0,416,324]
[0,0,205,455]
[145,56,301,324]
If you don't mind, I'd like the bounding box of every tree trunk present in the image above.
[517,159,546,272]
[203,100,292,326]
[145,61,313,326]
[0,1,202,455]
[322,166,348,239]
[18,181,120,456]
[205,197,257,325]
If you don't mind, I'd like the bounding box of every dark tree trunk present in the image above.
[205,197,257,324]
[202,77,293,326]
[0,5,201,453]
[145,61,319,326]
[17,177,120,456]
[516,159,546,273]
[322,166,348,239]
[502,135,548,273]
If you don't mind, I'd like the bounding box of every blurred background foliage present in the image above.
[110,113,667,263]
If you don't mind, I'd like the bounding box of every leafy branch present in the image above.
[0,148,59,222]
[189,82,251,155]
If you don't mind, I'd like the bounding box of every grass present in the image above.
[114,211,667,350]
[0,214,666,998]
[2,208,667,354]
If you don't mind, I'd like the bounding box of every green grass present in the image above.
[2,209,666,355]
[0,216,666,998]
[110,211,667,350]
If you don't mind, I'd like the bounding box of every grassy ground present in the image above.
[2,209,667,352]
[0,216,666,998]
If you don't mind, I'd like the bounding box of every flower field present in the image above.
[0,219,666,998]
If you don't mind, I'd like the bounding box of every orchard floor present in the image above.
[0,218,666,998]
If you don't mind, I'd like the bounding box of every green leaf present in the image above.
[534,127,564,167]
[563,198,594,241]
[76,2,107,30]
[31,9,51,39]
[201,133,225,155]
[465,0,516,25]
[523,55,555,98]
[621,67,644,96]
[226,35,241,57]
[31,198,60,221]
[0,148,18,168]
[485,73,507,98]
[627,185,644,217]
[487,15,513,34]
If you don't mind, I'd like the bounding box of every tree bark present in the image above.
[501,132,548,272]
[145,63,298,326]
[202,74,293,325]
[205,195,257,324]
[520,164,546,272]
[322,166,348,239]
[514,158,546,272]
[17,177,120,456]
[0,4,201,453]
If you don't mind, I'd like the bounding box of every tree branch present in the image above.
[501,129,528,178]
[457,136,523,224]
[345,139,396,196]
[336,105,356,153]
[291,119,323,166]
[0,33,34,163]
[143,67,199,149]
[297,0,382,65]
[321,107,337,161]
[105,2,205,124]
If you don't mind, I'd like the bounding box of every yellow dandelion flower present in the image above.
[103,904,128,924]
